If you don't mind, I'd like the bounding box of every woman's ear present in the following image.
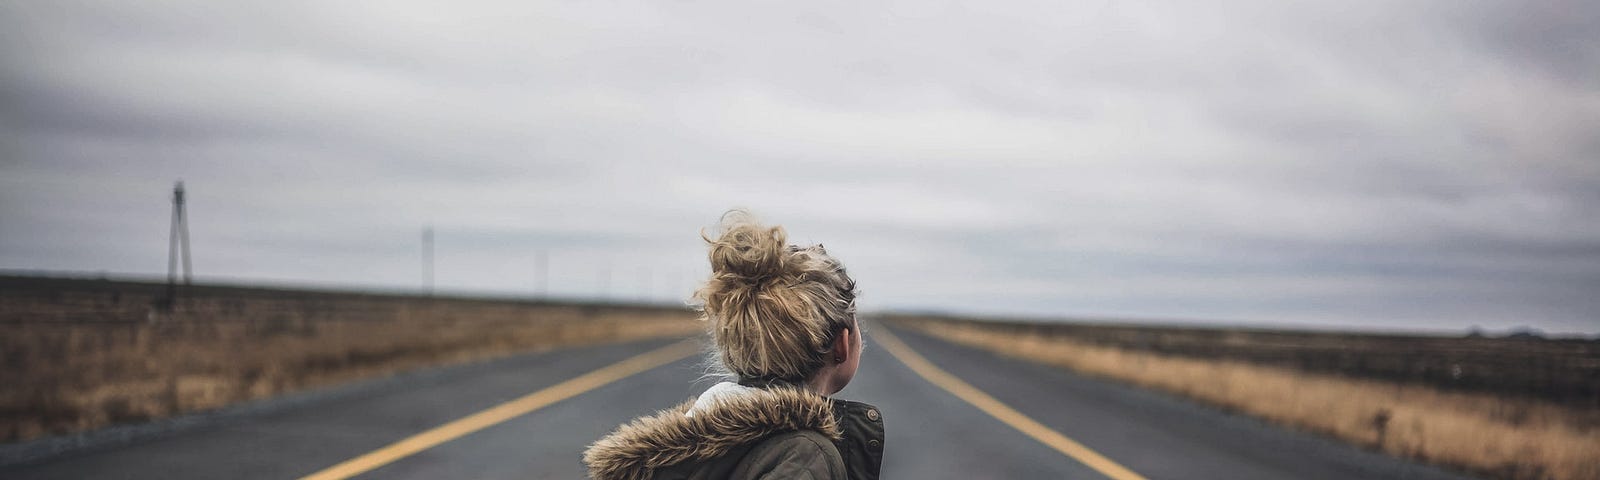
[832,327,852,363]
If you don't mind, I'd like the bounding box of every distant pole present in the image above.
[599,264,610,301]
[535,250,548,298]
[163,181,192,312]
[178,185,191,285]
[422,227,434,295]
[167,181,193,285]
[168,187,181,287]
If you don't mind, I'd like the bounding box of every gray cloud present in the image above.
[2,0,1596,334]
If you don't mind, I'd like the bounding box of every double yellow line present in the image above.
[871,326,1148,480]
[298,340,699,480]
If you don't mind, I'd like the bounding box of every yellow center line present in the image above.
[297,339,701,480]
[870,326,1148,480]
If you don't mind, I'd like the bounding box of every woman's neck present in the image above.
[806,366,840,395]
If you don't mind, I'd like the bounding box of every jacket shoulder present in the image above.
[731,430,846,480]
[583,387,839,480]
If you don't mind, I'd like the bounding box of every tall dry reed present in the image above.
[2,302,698,443]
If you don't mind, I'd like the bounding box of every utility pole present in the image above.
[422,226,434,295]
[164,181,192,311]
[168,181,193,285]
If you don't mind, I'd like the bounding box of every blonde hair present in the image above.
[692,210,859,383]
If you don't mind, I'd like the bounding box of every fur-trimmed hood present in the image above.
[583,385,843,480]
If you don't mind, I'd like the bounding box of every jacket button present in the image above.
[866,408,880,421]
[867,439,881,449]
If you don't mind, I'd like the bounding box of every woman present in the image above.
[584,210,884,480]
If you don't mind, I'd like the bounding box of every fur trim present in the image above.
[584,386,840,480]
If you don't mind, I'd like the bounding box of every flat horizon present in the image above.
[8,269,1590,338]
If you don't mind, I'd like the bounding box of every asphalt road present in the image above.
[1,324,1480,479]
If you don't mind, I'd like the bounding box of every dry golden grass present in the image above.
[902,320,1600,480]
[1,289,699,443]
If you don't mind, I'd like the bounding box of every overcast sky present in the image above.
[2,1,1596,334]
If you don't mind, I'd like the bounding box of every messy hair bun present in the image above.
[693,209,858,383]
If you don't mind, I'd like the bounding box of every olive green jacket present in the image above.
[583,385,884,480]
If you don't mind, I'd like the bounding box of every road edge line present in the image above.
[297,338,700,480]
[871,326,1148,480]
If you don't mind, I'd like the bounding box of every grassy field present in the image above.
[0,275,700,444]
[886,315,1600,480]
